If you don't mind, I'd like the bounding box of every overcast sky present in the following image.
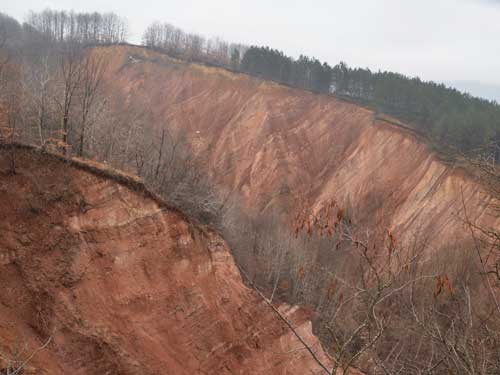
[4,0,500,97]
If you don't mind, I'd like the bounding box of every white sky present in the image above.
[4,0,500,88]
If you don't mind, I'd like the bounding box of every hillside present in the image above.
[98,45,499,250]
[1,7,499,373]
[0,146,332,374]
[1,42,498,374]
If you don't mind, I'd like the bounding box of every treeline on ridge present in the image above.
[1,9,499,160]
[331,63,500,157]
[25,9,128,44]
[142,21,500,160]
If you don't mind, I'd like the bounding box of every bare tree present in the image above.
[52,41,82,153]
[20,54,55,146]
[0,53,22,174]
[142,21,162,48]
[76,52,107,156]
[0,18,9,90]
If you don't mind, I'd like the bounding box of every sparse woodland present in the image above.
[0,9,499,375]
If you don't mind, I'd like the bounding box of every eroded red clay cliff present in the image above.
[97,45,499,249]
[0,148,331,374]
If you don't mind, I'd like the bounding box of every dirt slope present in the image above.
[0,147,331,374]
[98,45,499,248]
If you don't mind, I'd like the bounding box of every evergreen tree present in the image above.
[230,48,240,70]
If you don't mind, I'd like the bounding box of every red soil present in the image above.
[0,148,332,374]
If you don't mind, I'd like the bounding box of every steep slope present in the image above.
[0,147,331,374]
[98,45,498,249]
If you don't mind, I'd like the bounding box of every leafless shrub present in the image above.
[0,336,52,375]
[137,126,230,227]
[222,192,500,374]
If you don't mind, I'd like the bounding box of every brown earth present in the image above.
[0,147,333,374]
[97,45,499,249]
